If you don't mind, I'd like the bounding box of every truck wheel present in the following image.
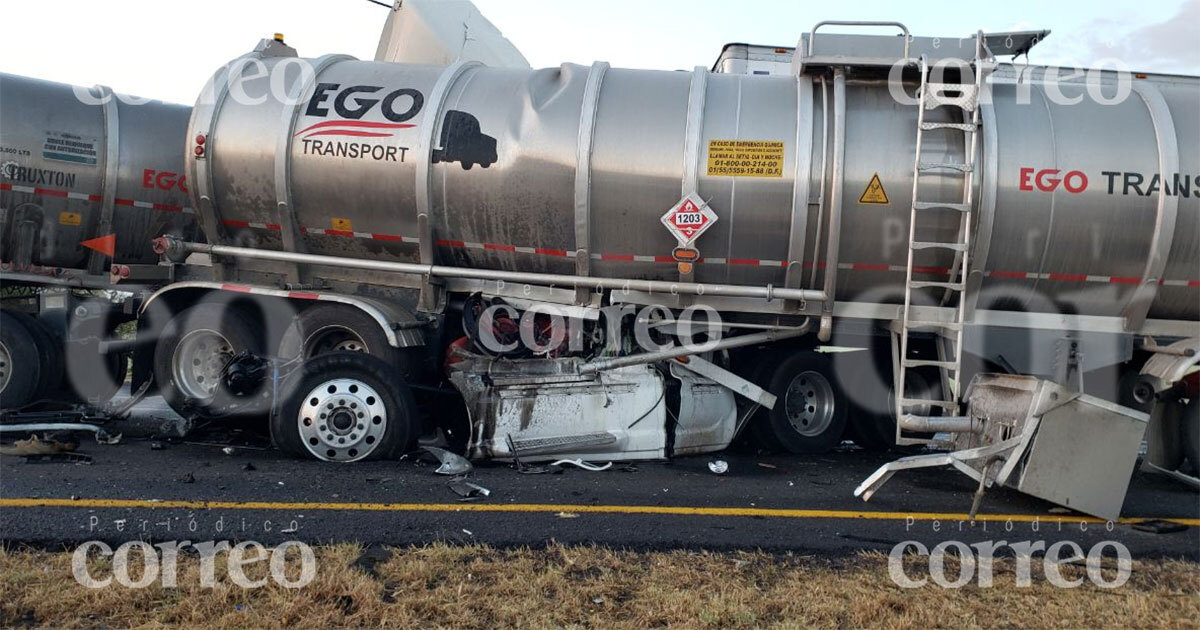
[153,304,263,417]
[64,301,128,404]
[852,366,941,451]
[1182,398,1200,474]
[760,352,848,454]
[278,304,415,379]
[0,311,41,409]
[4,310,63,401]
[270,351,416,462]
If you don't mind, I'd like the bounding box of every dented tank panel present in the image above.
[0,72,199,269]
[187,41,1199,325]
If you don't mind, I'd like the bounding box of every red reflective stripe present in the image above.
[153,203,182,212]
[221,284,252,293]
[114,198,135,206]
[1048,273,1087,282]
[911,265,950,274]
[223,219,250,228]
[0,183,11,191]
[852,263,889,271]
[654,255,675,263]
[484,243,516,252]
[534,247,568,257]
[88,194,102,202]
[371,233,406,242]
[287,291,319,300]
[35,187,67,198]
[601,254,634,261]
[1108,276,1140,285]
[728,258,758,266]
[989,270,1027,279]
[1189,280,1200,288]
[325,229,354,237]
[264,223,282,231]
[437,239,465,247]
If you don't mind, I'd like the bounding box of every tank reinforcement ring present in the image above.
[297,377,388,462]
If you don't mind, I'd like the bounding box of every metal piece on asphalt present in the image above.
[422,446,473,475]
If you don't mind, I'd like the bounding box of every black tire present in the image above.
[758,352,848,454]
[64,301,128,404]
[153,304,264,418]
[0,311,41,409]
[278,304,416,379]
[1182,397,1200,474]
[5,310,64,402]
[745,350,784,450]
[852,365,942,452]
[270,351,416,462]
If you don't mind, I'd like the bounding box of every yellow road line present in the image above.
[1,497,1196,526]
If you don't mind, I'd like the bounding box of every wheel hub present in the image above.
[784,370,836,437]
[172,329,233,401]
[0,340,11,393]
[298,378,387,462]
[307,326,368,356]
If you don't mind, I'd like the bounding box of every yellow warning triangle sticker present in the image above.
[858,173,889,205]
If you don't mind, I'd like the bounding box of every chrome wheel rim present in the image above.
[298,378,387,462]
[784,370,836,437]
[0,339,11,394]
[306,326,368,356]
[172,329,233,401]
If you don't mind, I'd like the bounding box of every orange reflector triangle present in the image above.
[81,234,116,258]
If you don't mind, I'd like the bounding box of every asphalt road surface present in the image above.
[1,394,1197,558]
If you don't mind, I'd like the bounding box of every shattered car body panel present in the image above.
[448,355,738,462]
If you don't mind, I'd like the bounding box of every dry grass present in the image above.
[0,543,1196,628]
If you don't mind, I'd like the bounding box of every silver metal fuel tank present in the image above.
[0,73,197,271]
[186,37,1198,326]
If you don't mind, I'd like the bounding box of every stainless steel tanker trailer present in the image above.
[3,24,1197,513]
[139,24,1197,489]
[0,73,201,407]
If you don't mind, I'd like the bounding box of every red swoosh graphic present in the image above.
[303,130,394,138]
[294,120,416,136]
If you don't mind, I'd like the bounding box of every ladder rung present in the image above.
[899,398,958,410]
[914,201,970,212]
[925,82,978,97]
[905,320,963,332]
[911,241,967,252]
[920,122,977,132]
[902,358,958,369]
[909,280,964,290]
[918,162,974,173]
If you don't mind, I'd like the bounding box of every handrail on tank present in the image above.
[807,21,911,58]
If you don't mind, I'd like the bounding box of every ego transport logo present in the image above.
[72,540,316,589]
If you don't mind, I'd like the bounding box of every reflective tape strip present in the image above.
[205,220,1198,287]
[0,183,192,213]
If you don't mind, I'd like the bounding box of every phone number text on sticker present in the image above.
[707,140,784,178]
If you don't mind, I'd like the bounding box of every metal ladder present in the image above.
[895,42,987,444]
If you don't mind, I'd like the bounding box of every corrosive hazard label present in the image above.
[706,140,784,178]
[859,173,889,204]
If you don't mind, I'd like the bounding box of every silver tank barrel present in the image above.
[0,73,198,271]
[185,40,1199,325]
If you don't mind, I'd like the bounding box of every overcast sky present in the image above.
[1,0,1195,104]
